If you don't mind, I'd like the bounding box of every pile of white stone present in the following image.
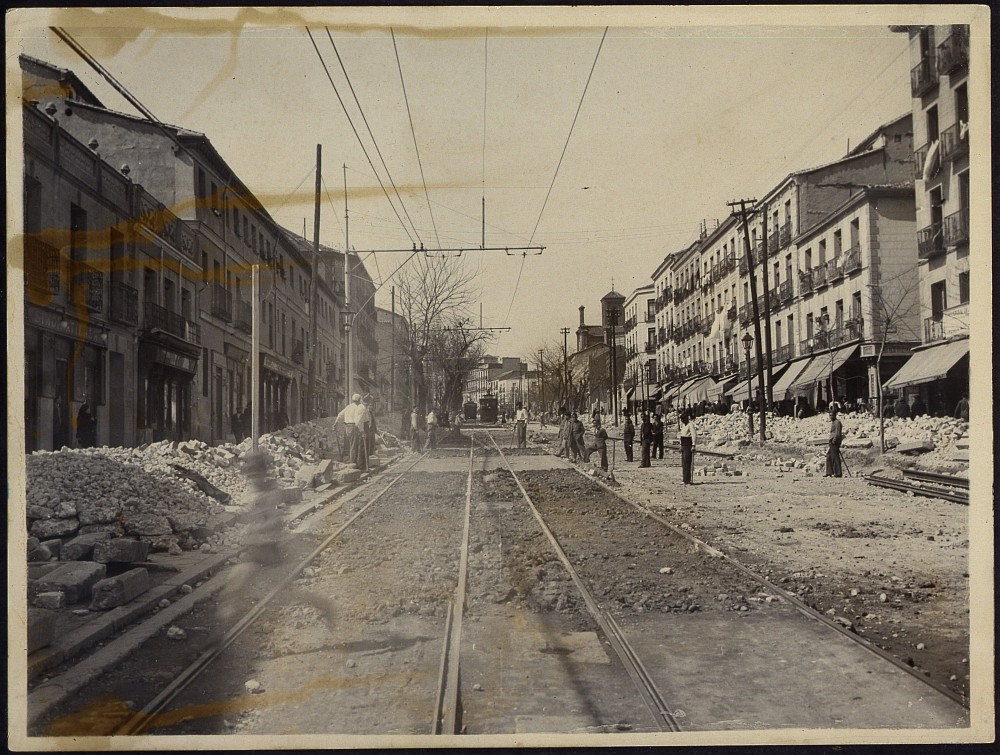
[26,448,229,554]
[693,411,969,463]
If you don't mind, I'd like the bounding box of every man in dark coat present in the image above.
[894,395,910,420]
[825,407,844,478]
[622,414,635,462]
[639,412,652,468]
[76,403,97,448]
[651,413,664,460]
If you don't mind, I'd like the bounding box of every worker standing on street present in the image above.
[515,402,528,448]
[639,412,652,468]
[334,393,370,469]
[622,414,635,462]
[651,412,664,460]
[825,407,844,478]
[593,416,609,471]
[679,411,697,484]
[424,406,438,451]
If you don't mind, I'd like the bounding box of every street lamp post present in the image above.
[742,332,755,439]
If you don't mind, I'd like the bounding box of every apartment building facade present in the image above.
[21,54,375,449]
[883,25,970,411]
[622,284,658,413]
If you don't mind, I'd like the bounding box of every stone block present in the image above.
[295,463,319,487]
[897,440,935,455]
[41,539,63,559]
[29,562,63,581]
[316,459,336,483]
[90,568,152,610]
[842,438,873,449]
[33,591,66,609]
[30,517,80,540]
[28,609,57,654]
[33,561,107,604]
[950,449,970,462]
[335,469,362,484]
[61,531,114,561]
[367,456,382,468]
[93,538,150,564]
[122,511,173,537]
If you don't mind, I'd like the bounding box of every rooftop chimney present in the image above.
[579,305,585,326]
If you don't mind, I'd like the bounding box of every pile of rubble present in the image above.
[692,411,969,465]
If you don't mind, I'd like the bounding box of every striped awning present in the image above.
[883,338,969,391]
[679,376,717,405]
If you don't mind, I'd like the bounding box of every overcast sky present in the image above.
[14,8,918,359]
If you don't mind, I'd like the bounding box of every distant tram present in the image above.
[463,401,478,421]
[478,393,499,424]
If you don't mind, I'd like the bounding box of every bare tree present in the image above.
[869,274,922,453]
[535,342,583,414]
[427,324,489,415]
[395,256,481,414]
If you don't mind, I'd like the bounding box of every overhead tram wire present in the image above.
[305,27,415,247]
[482,28,488,247]
[320,173,384,282]
[325,27,423,247]
[391,27,441,250]
[501,26,610,329]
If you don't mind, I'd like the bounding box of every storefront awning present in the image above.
[771,357,813,401]
[883,338,970,391]
[706,375,739,401]
[624,386,636,401]
[789,345,858,393]
[680,376,717,405]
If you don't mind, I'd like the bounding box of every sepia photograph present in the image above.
[7,5,993,748]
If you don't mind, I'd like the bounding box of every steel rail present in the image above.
[437,437,475,734]
[866,473,969,505]
[901,468,970,490]
[566,460,969,709]
[114,451,430,736]
[484,430,683,732]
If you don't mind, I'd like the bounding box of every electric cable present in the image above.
[326,27,423,246]
[391,27,441,249]
[305,27,415,245]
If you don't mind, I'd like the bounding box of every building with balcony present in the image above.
[21,53,373,447]
[885,25,970,413]
[622,284,658,413]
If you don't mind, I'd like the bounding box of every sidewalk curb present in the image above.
[27,560,232,729]
[27,551,232,685]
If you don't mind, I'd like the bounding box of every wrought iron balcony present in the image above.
[843,246,862,275]
[939,122,969,162]
[942,208,969,247]
[936,26,969,76]
[779,222,792,249]
[845,317,864,338]
[914,144,929,180]
[767,231,779,252]
[144,301,199,344]
[727,303,737,321]
[924,316,946,343]
[827,258,844,283]
[211,283,232,321]
[235,298,253,334]
[291,340,305,365]
[75,263,104,312]
[776,343,794,364]
[917,222,945,259]
[777,279,793,304]
[738,303,751,327]
[24,237,62,299]
[910,56,937,97]
[798,269,813,295]
[109,281,139,325]
[645,343,656,354]
[812,263,828,289]
[702,312,715,336]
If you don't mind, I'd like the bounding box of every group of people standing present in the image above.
[620,410,697,483]
[554,407,609,471]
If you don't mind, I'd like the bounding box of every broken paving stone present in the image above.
[166,626,187,641]
[93,537,150,564]
[879,593,888,603]
[90,568,151,610]
[916,642,926,650]
[345,658,356,668]
[28,608,58,653]
[658,567,673,574]
[180,584,194,595]
[244,679,264,693]
[159,598,171,609]
[33,591,66,610]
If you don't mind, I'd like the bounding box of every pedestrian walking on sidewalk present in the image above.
[639,412,652,468]
[824,407,844,478]
[622,414,635,462]
[651,413,664,460]
[593,416,609,471]
[679,411,697,484]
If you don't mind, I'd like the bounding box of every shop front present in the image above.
[138,341,198,443]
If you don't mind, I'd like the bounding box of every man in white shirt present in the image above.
[335,393,370,469]
[410,407,421,452]
[424,406,438,451]
[514,402,528,448]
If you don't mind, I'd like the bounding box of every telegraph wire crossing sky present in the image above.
[17,21,913,356]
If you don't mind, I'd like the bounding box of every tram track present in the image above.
[32,427,968,738]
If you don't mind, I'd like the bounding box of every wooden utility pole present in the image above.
[251,263,260,451]
[759,202,775,410]
[343,164,352,407]
[390,285,396,412]
[307,144,321,420]
[560,327,571,406]
[728,199,767,442]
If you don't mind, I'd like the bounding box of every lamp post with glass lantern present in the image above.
[742,331,755,439]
